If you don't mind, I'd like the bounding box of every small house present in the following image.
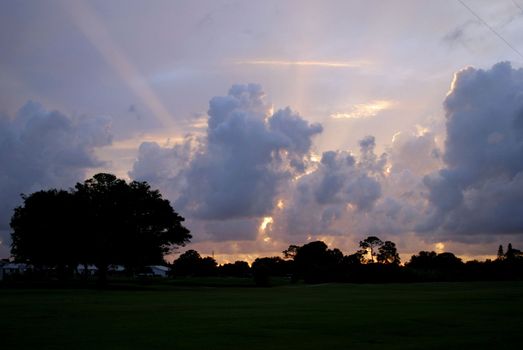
[147,265,170,277]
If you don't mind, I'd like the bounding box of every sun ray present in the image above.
[60,0,178,131]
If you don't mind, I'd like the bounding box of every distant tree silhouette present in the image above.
[407,251,438,270]
[172,250,218,276]
[251,256,292,286]
[343,250,366,265]
[289,241,344,283]
[199,257,218,276]
[497,245,504,260]
[406,251,464,281]
[219,261,251,277]
[359,236,383,263]
[505,243,522,261]
[10,173,191,283]
[283,245,300,260]
[172,249,201,276]
[377,241,401,265]
[434,252,463,270]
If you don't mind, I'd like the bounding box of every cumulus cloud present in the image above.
[0,101,112,254]
[422,62,523,236]
[390,130,441,176]
[132,63,523,255]
[274,136,390,238]
[268,129,442,248]
[131,84,322,240]
[129,135,199,200]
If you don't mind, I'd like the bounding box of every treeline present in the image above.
[171,238,523,285]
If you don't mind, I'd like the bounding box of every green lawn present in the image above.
[1,281,522,349]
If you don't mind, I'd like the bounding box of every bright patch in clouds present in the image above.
[259,216,274,233]
[331,100,396,119]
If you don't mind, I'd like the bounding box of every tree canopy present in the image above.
[10,173,191,279]
[359,236,383,263]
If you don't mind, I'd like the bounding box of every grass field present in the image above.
[1,281,522,349]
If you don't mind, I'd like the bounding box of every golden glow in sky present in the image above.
[330,100,396,119]
[259,216,274,233]
[236,59,370,68]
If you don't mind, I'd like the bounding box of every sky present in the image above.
[1,0,523,263]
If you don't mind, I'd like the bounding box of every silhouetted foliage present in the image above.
[219,261,251,277]
[10,190,79,279]
[505,243,522,261]
[497,245,504,260]
[343,250,366,266]
[359,236,383,263]
[171,250,218,277]
[405,251,465,281]
[282,245,300,260]
[10,173,191,283]
[284,241,345,283]
[252,257,293,286]
[377,241,401,265]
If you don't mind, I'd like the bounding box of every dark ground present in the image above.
[1,281,522,349]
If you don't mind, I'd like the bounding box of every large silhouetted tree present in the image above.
[10,189,80,277]
[75,173,191,280]
[10,173,191,282]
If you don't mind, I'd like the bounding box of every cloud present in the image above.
[266,128,446,250]
[273,136,390,238]
[330,100,396,120]
[234,60,370,68]
[422,62,523,236]
[390,130,442,176]
[131,62,523,255]
[0,101,112,254]
[131,84,322,240]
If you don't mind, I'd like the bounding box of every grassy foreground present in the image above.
[1,281,522,349]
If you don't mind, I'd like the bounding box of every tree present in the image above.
[75,174,191,280]
[434,252,463,270]
[251,256,292,286]
[282,245,300,260]
[171,250,218,276]
[407,251,438,270]
[291,241,344,283]
[10,173,191,282]
[343,250,367,265]
[219,261,250,277]
[359,236,383,263]
[10,189,80,278]
[497,245,504,260]
[377,241,401,265]
[505,243,522,261]
[171,250,201,276]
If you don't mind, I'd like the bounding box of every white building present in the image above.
[147,265,170,277]
[1,263,29,276]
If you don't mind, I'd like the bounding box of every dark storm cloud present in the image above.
[421,62,523,236]
[0,101,112,252]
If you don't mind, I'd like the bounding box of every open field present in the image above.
[1,281,523,349]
